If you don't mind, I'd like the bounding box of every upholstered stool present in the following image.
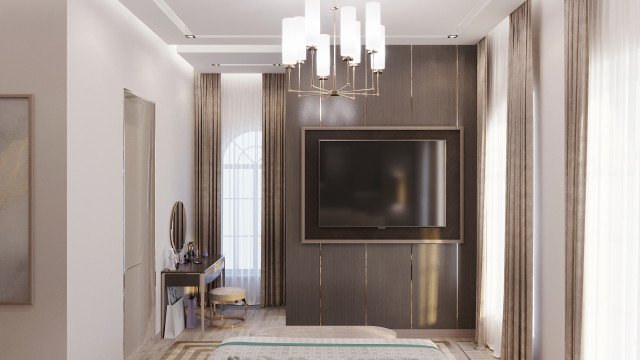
[208,287,247,328]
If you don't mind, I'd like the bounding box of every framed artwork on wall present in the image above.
[0,94,33,305]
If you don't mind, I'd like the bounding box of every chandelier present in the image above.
[281,0,386,99]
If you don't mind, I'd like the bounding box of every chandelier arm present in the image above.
[298,93,332,97]
[289,89,332,94]
[311,83,330,91]
[344,87,376,92]
[338,90,375,95]
[337,83,351,91]
[338,93,357,100]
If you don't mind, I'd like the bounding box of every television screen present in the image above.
[318,140,446,228]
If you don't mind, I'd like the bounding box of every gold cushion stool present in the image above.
[208,287,247,328]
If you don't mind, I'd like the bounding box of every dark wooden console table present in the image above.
[161,255,225,335]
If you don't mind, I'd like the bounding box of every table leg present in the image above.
[200,274,205,332]
[161,273,166,338]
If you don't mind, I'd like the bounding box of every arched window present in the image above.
[222,131,262,275]
[220,73,262,305]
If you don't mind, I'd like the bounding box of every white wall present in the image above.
[67,0,194,358]
[532,0,565,359]
[0,1,67,359]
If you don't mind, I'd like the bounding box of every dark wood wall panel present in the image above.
[366,46,412,126]
[285,70,321,325]
[321,245,366,325]
[285,45,477,329]
[456,46,478,328]
[366,244,412,328]
[412,244,458,328]
[411,46,458,126]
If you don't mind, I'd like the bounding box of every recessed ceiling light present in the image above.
[185,34,196,39]
[448,34,459,39]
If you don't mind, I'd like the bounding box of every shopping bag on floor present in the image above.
[164,297,185,338]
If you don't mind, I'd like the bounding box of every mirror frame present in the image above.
[169,201,186,254]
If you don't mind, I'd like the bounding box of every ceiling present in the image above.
[120,0,525,73]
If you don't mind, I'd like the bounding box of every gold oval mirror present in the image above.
[169,201,185,253]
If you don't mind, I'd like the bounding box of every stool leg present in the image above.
[243,299,247,321]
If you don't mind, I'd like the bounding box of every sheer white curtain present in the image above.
[583,1,640,358]
[221,74,263,305]
[481,16,509,358]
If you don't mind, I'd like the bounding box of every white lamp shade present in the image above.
[317,34,330,77]
[282,18,296,65]
[305,0,320,47]
[365,2,381,50]
[340,6,356,58]
[372,25,385,70]
[292,16,307,62]
[352,21,362,64]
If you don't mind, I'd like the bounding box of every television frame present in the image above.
[301,126,464,244]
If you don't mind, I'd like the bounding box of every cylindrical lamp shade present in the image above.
[372,25,385,70]
[340,6,356,58]
[282,18,296,65]
[352,21,361,64]
[365,2,381,51]
[305,0,320,47]
[292,16,307,62]
[317,34,330,77]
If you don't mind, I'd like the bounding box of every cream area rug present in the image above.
[160,339,490,360]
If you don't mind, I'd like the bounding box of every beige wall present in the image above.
[532,0,565,359]
[67,0,194,359]
[0,0,68,359]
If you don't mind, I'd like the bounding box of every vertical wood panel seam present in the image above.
[409,46,414,329]
[455,46,460,329]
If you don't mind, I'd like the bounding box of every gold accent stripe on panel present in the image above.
[410,244,414,329]
[364,244,368,325]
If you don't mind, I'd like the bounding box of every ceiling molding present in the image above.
[153,0,191,35]
[456,0,495,33]
[177,45,281,53]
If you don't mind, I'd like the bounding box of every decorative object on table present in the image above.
[187,242,196,261]
[202,250,209,258]
[0,94,33,305]
[166,248,176,271]
[169,201,186,254]
[281,0,386,100]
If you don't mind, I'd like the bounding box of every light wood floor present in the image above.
[127,306,495,360]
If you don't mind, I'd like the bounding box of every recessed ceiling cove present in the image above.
[119,0,525,73]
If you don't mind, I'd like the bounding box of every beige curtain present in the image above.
[261,73,286,306]
[501,1,533,359]
[565,1,589,359]
[195,73,222,256]
[475,36,488,350]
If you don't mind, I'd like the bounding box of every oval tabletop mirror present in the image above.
[169,201,186,254]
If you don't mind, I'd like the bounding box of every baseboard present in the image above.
[394,329,476,339]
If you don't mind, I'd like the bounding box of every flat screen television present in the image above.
[318,139,447,228]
